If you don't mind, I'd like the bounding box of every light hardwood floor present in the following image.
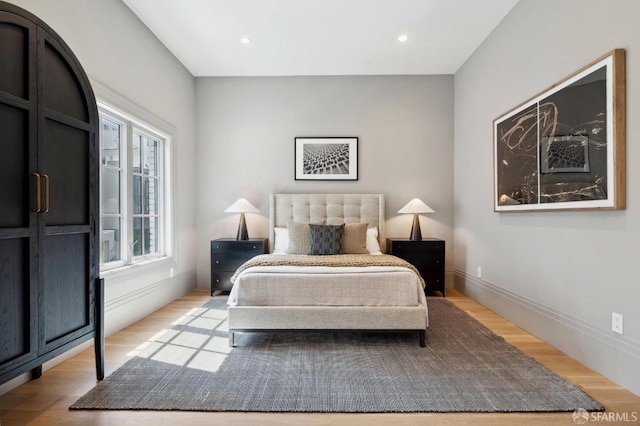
[1,289,638,425]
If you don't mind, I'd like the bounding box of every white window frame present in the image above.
[98,99,174,273]
[99,111,127,267]
[131,128,164,261]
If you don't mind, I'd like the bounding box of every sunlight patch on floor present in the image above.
[188,316,225,330]
[203,336,232,354]
[188,350,228,372]
[152,344,198,366]
[203,307,227,320]
[124,303,231,372]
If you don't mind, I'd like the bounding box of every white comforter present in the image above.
[228,265,427,308]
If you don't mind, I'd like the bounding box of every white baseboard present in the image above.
[104,269,197,337]
[454,270,640,397]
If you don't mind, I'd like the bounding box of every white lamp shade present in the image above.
[224,198,259,213]
[397,198,434,214]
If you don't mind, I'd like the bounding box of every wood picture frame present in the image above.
[295,137,358,181]
[493,49,626,212]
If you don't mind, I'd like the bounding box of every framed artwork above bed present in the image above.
[295,137,358,180]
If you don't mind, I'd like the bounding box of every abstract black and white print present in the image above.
[303,143,350,175]
[295,137,358,180]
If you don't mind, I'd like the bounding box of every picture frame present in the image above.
[295,137,358,181]
[493,49,625,212]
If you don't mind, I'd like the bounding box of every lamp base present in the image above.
[236,213,249,240]
[409,213,422,241]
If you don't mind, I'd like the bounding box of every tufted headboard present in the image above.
[270,193,385,252]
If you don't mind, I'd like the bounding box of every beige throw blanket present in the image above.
[231,254,425,288]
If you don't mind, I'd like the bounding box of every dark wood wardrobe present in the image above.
[0,1,103,385]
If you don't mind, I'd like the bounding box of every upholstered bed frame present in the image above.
[227,193,428,346]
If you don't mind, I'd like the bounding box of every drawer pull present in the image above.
[215,260,220,264]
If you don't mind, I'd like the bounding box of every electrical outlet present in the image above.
[477,266,482,278]
[612,312,623,334]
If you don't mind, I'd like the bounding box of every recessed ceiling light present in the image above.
[240,37,251,44]
[398,34,408,42]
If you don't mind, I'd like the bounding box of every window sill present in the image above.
[100,256,176,284]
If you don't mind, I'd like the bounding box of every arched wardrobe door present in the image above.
[0,8,40,380]
[0,0,102,385]
[38,25,99,355]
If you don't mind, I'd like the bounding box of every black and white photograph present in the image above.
[295,137,358,180]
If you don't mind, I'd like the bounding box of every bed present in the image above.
[227,193,428,346]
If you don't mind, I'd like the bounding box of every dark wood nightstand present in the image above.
[210,238,267,294]
[386,238,446,296]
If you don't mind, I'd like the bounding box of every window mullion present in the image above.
[125,123,134,263]
[141,136,146,256]
[158,147,164,256]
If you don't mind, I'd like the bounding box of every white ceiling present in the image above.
[122,0,519,77]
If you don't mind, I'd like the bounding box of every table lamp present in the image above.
[225,198,259,240]
[397,198,434,241]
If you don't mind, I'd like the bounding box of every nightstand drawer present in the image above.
[210,271,235,291]
[422,272,444,292]
[210,252,253,271]
[211,240,265,254]
[388,240,444,254]
[397,253,444,271]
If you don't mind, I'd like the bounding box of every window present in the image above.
[99,103,169,270]
[100,115,124,264]
[132,133,161,257]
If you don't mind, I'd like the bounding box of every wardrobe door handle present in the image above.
[32,172,41,212]
[42,174,50,212]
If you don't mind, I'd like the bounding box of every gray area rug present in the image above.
[71,297,603,412]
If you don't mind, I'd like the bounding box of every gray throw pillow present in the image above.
[308,224,345,255]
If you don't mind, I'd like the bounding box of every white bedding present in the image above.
[229,265,428,308]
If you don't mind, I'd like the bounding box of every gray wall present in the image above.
[454,0,640,395]
[195,75,454,287]
[1,0,198,393]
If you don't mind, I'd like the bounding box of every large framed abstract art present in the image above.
[295,137,358,181]
[493,49,626,212]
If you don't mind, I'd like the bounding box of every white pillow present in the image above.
[273,227,289,254]
[366,227,382,255]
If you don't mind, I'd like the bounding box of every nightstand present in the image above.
[386,238,445,296]
[210,238,267,294]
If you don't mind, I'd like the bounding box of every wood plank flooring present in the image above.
[1,289,638,425]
